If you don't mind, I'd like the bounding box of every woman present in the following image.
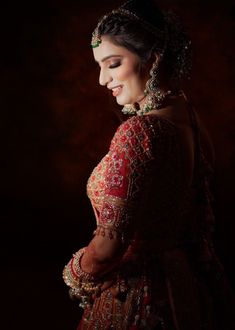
[63,1,234,329]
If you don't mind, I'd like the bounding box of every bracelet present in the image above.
[72,248,95,281]
[63,248,102,308]
[63,248,95,288]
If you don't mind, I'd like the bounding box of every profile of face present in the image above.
[93,36,149,106]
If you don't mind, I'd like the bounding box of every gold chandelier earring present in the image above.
[137,54,172,116]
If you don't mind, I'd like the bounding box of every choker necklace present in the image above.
[122,89,174,116]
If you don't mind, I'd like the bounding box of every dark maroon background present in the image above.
[0,0,234,329]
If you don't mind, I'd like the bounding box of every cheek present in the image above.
[116,62,140,82]
[115,68,131,82]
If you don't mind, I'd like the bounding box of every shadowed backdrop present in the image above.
[0,0,234,329]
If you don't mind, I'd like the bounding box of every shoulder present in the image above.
[110,115,176,154]
[110,116,152,151]
[112,115,176,142]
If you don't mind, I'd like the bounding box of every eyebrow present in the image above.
[96,55,122,63]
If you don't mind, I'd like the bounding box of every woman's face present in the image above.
[93,36,148,106]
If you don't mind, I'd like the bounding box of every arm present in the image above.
[63,116,156,300]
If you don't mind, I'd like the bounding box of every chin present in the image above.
[116,96,132,106]
[116,98,126,106]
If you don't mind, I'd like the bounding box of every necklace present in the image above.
[121,90,183,116]
[136,90,173,116]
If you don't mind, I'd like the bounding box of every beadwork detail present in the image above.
[87,116,157,241]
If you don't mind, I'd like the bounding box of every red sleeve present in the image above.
[63,116,157,292]
[81,116,156,276]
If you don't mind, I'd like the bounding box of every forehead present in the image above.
[92,36,139,63]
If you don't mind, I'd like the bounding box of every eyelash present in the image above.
[109,62,121,69]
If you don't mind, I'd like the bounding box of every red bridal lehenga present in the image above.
[64,110,235,330]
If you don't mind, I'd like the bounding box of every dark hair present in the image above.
[98,14,161,64]
[96,2,192,89]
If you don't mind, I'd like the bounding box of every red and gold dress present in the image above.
[63,114,234,329]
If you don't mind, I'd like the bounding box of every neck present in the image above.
[137,95,147,109]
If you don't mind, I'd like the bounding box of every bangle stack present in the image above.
[63,248,101,308]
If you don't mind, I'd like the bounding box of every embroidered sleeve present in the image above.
[96,116,155,239]
[81,116,157,272]
[63,116,158,297]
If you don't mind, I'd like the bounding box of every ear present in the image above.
[153,52,164,63]
[141,52,154,72]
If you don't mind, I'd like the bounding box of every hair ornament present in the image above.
[91,1,166,50]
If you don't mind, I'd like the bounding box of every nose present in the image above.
[99,67,112,86]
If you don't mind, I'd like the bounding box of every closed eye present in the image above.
[109,62,121,69]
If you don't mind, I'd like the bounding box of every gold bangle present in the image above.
[63,248,97,289]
